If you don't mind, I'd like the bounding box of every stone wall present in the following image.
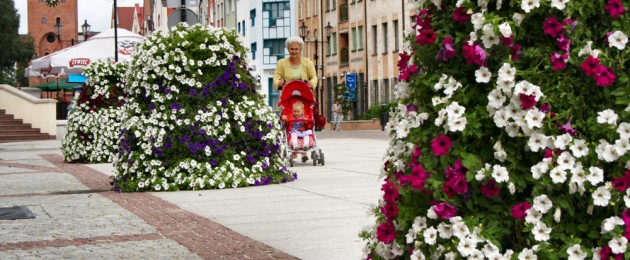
[325,118,381,131]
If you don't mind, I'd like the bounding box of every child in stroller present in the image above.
[278,80,324,167]
[281,101,313,150]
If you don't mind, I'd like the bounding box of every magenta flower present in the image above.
[452,7,471,25]
[605,0,626,18]
[550,52,568,71]
[511,201,531,219]
[433,202,457,220]
[481,180,500,198]
[431,133,452,156]
[416,29,437,46]
[559,120,577,136]
[462,42,487,66]
[376,222,396,244]
[593,66,616,87]
[381,181,400,202]
[436,36,457,62]
[400,165,431,191]
[557,34,571,53]
[380,201,399,219]
[543,16,563,38]
[443,173,468,197]
[511,44,523,61]
[519,94,537,109]
[540,103,551,113]
[580,55,600,76]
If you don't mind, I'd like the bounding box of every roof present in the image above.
[115,7,135,31]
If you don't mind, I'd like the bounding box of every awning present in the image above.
[31,79,81,91]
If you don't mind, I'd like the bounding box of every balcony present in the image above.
[340,47,349,67]
[339,3,348,23]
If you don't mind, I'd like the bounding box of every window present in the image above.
[393,20,399,52]
[382,22,388,54]
[264,39,286,64]
[251,43,257,60]
[351,27,356,51]
[372,25,378,55]
[332,0,337,10]
[242,20,246,36]
[263,2,290,27]
[358,26,363,50]
[333,33,337,55]
[42,17,47,24]
[238,22,241,34]
[250,9,256,26]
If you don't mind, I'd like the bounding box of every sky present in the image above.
[15,0,144,35]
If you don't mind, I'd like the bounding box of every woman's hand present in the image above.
[278,80,286,87]
[281,115,288,121]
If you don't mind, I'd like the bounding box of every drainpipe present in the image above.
[363,0,369,112]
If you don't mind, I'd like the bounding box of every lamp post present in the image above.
[81,19,91,42]
[114,0,119,62]
[299,21,333,130]
[54,17,75,46]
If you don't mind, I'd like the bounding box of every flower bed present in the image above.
[112,24,294,192]
[61,59,126,163]
[362,1,629,259]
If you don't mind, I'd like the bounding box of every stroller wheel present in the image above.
[311,151,317,166]
[319,152,325,166]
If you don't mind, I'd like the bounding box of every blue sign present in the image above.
[68,74,87,83]
[345,73,356,100]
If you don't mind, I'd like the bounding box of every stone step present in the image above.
[0,124,34,130]
[0,114,14,120]
[0,129,42,135]
[0,134,55,142]
[0,118,23,124]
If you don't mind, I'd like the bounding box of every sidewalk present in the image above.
[0,130,389,259]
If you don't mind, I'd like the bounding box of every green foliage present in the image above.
[0,0,34,85]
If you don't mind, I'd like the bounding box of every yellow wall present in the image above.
[0,84,57,136]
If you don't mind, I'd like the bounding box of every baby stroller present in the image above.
[278,80,325,167]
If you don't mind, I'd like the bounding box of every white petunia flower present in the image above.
[570,139,590,158]
[588,166,605,185]
[488,89,506,109]
[481,28,500,49]
[498,22,512,38]
[525,109,545,129]
[531,161,549,179]
[618,122,630,139]
[608,31,628,50]
[513,13,525,26]
[609,236,628,254]
[518,248,537,260]
[597,109,618,125]
[557,152,576,171]
[566,244,587,260]
[614,138,630,156]
[437,222,453,239]
[601,216,624,233]
[551,0,569,10]
[532,222,551,241]
[521,0,540,13]
[533,194,553,214]
[412,216,428,232]
[457,236,477,257]
[578,41,593,57]
[498,63,516,82]
[592,185,611,206]
[492,165,510,183]
[528,133,549,152]
[423,227,438,245]
[452,221,470,238]
[475,67,493,83]
[550,167,568,184]
[471,13,486,31]
[554,134,573,150]
[625,189,630,208]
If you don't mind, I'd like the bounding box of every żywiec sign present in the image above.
[69,58,90,67]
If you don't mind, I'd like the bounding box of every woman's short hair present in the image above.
[285,36,304,50]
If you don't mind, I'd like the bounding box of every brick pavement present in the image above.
[0,153,297,259]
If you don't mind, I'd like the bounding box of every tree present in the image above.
[0,0,35,86]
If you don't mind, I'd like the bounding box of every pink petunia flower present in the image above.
[511,201,531,219]
[436,36,457,62]
[416,29,438,46]
[443,174,468,197]
[433,202,457,220]
[550,52,568,71]
[452,7,471,25]
[519,94,538,109]
[580,55,600,76]
[376,222,396,244]
[481,180,500,198]
[593,65,616,87]
[605,0,626,18]
[543,16,564,38]
[431,133,452,156]
[557,34,571,53]
[559,120,577,136]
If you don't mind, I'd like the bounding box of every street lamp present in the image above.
[81,19,91,41]
[299,21,308,41]
[54,17,75,46]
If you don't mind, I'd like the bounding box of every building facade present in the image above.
[27,0,78,58]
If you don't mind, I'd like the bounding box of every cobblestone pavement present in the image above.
[0,142,296,259]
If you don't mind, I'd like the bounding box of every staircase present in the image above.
[0,109,56,142]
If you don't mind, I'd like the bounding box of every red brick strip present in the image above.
[40,154,296,260]
[0,233,163,251]
[0,161,62,173]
